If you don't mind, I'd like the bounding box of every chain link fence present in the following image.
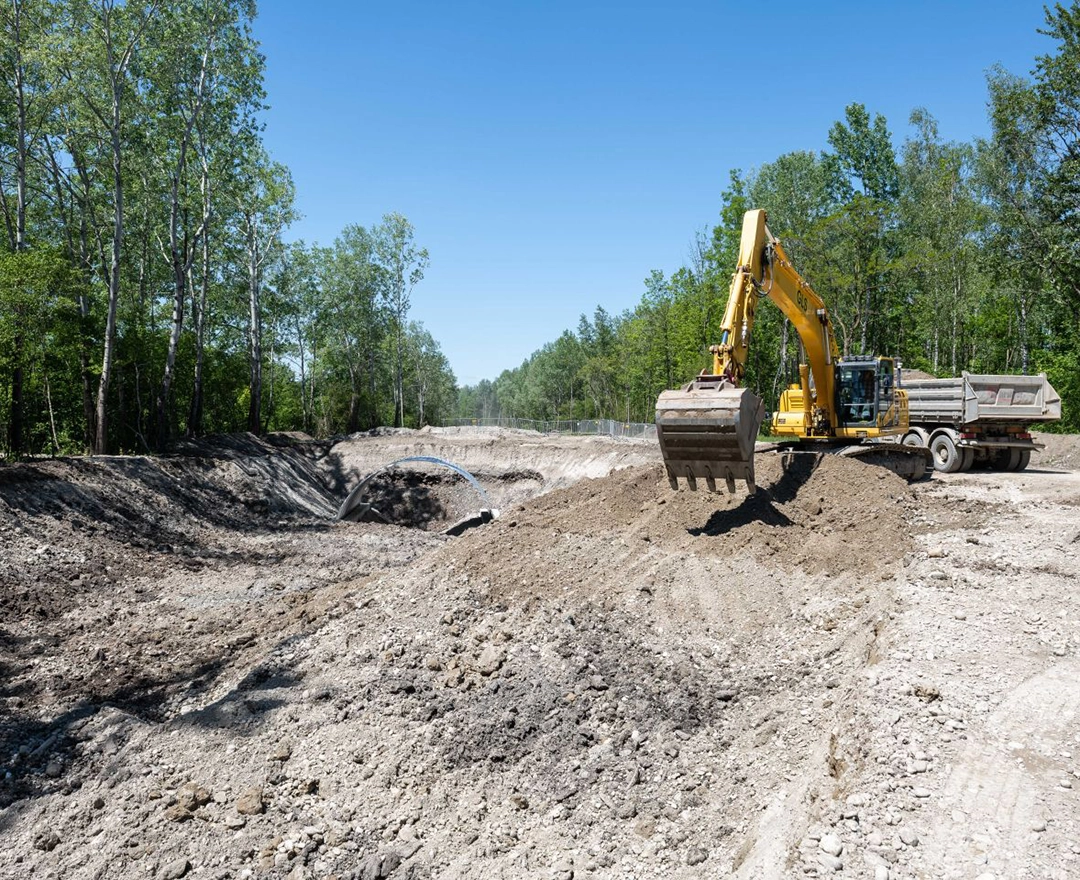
[443,417,657,440]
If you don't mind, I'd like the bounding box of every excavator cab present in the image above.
[836,356,895,427]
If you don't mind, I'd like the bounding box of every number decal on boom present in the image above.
[796,289,808,313]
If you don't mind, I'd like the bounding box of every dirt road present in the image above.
[1,429,1077,879]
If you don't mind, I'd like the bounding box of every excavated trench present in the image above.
[342,468,544,531]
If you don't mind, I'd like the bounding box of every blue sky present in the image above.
[255,0,1052,387]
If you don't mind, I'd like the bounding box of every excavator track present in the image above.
[837,442,932,481]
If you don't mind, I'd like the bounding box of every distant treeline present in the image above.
[458,4,1080,433]
[0,0,454,456]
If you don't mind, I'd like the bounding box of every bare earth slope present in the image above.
[1,430,1078,879]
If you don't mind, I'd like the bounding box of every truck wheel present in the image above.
[1006,449,1031,471]
[989,448,1010,470]
[958,448,975,472]
[903,431,925,447]
[929,432,961,473]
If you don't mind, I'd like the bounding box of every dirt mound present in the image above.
[1033,430,1080,469]
[456,452,914,598]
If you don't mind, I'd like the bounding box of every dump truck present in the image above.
[899,371,1061,472]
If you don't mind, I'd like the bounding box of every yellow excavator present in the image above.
[655,209,930,493]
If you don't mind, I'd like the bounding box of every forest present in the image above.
[457,4,1080,433]
[5,4,1080,459]
[0,0,455,456]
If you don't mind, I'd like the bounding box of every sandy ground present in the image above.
[1,428,1079,880]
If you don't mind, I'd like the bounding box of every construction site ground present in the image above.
[2,427,1079,880]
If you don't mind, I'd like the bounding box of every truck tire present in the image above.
[1006,448,1031,471]
[958,448,975,472]
[988,447,1010,470]
[929,432,962,473]
[903,429,928,448]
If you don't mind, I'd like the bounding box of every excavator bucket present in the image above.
[655,377,765,494]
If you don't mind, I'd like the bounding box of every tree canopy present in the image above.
[0,0,454,455]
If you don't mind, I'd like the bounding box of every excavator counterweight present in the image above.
[656,377,764,493]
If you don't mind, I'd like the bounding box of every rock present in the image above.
[899,828,919,847]
[33,829,60,852]
[616,802,637,819]
[164,805,194,823]
[160,858,190,879]
[686,847,707,866]
[551,858,573,879]
[817,853,843,871]
[874,867,890,880]
[176,782,212,811]
[271,741,293,762]
[1032,819,1047,832]
[509,793,529,810]
[912,786,931,798]
[1058,778,1073,789]
[476,646,506,676]
[44,759,63,778]
[357,855,383,880]
[819,833,843,856]
[874,846,899,864]
[236,787,265,816]
[226,815,247,830]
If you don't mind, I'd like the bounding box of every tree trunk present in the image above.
[247,238,262,435]
[156,258,186,450]
[95,121,124,455]
[188,254,208,437]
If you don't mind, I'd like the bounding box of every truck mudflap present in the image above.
[838,443,933,481]
[655,378,765,493]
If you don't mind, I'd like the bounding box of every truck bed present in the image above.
[903,372,1061,426]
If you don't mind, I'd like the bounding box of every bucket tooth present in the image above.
[667,470,678,491]
[685,469,698,491]
[705,471,717,493]
[725,470,736,493]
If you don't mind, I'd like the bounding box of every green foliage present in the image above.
[0,1,454,453]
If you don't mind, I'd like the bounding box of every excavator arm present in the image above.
[656,210,841,492]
